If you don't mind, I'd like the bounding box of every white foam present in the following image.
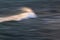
[0,7,37,22]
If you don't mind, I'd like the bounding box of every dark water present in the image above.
[0,0,60,40]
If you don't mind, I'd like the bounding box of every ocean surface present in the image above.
[0,0,60,40]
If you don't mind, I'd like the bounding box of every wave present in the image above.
[0,7,37,22]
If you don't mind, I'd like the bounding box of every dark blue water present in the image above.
[0,0,60,40]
